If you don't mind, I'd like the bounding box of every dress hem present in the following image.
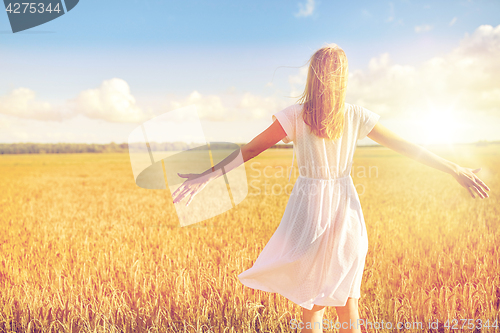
[238,276,360,310]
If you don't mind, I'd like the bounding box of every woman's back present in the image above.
[238,101,379,310]
[273,102,380,179]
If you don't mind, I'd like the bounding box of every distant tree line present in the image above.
[0,142,294,154]
[1,140,497,154]
[0,142,129,154]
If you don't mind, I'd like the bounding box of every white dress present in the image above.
[238,103,380,310]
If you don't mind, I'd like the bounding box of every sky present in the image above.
[0,0,500,146]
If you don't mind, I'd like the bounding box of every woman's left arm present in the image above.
[172,119,287,205]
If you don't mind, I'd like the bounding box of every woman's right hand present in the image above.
[451,166,490,199]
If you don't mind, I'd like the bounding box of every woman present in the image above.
[172,44,490,333]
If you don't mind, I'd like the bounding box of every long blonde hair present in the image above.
[297,44,348,140]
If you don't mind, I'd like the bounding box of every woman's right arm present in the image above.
[366,122,490,199]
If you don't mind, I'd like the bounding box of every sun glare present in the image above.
[420,107,463,145]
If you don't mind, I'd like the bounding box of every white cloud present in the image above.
[0,88,68,121]
[238,92,289,120]
[164,90,289,122]
[71,78,149,123]
[414,24,433,33]
[294,0,315,18]
[0,79,291,126]
[449,17,457,27]
[0,78,148,123]
[345,24,500,119]
[168,90,228,121]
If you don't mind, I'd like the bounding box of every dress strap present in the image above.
[288,145,295,182]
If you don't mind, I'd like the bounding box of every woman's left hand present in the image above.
[172,172,213,206]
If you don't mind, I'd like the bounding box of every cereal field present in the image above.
[0,145,499,332]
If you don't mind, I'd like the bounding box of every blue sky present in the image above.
[1,0,500,145]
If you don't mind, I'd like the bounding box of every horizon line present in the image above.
[0,140,498,146]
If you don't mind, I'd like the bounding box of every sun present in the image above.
[420,107,463,145]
